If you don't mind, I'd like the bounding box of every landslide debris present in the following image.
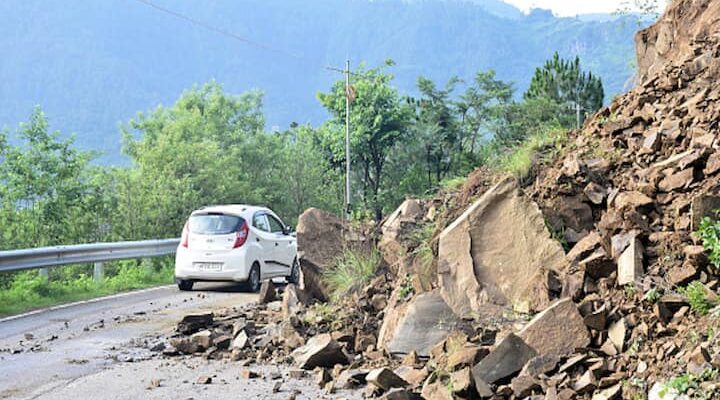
[161,1,720,398]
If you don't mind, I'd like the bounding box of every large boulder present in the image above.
[295,208,346,302]
[377,291,463,357]
[437,177,567,317]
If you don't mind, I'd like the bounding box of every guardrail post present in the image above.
[39,268,49,280]
[93,262,104,282]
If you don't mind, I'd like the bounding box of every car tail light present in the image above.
[180,221,189,248]
[233,221,249,248]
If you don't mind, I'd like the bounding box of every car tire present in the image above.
[177,280,194,291]
[286,258,300,284]
[244,263,261,293]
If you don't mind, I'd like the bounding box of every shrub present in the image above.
[323,249,381,302]
[680,281,716,316]
[698,213,720,268]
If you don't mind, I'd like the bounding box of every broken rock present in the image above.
[366,367,409,391]
[518,298,590,357]
[617,239,644,286]
[438,177,567,318]
[291,333,350,370]
[378,291,463,357]
[471,333,537,392]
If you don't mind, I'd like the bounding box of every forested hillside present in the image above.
[0,0,641,163]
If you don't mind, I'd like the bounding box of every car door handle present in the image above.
[275,243,279,246]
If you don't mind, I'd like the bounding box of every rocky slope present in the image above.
[162,1,720,399]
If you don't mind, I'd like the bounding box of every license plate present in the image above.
[195,262,222,271]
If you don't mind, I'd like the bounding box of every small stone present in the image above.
[584,182,607,205]
[288,369,305,379]
[401,350,419,367]
[608,318,626,352]
[240,369,259,379]
[196,376,212,385]
[447,346,487,371]
[658,168,694,192]
[272,381,282,393]
[366,367,409,391]
[471,333,537,389]
[617,239,643,286]
[258,280,277,303]
[232,330,249,349]
[190,330,213,350]
[450,367,474,396]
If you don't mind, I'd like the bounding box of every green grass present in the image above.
[495,128,568,180]
[323,248,381,302]
[0,260,174,317]
[680,281,716,316]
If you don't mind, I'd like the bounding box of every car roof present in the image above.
[190,204,270,218]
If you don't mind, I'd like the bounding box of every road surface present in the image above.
[0,282,359,400]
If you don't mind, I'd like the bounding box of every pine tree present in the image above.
[524,52,604,128]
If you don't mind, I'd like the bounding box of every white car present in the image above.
[174,205,299,292]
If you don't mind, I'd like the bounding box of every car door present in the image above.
[266,213,295,275]
[251,212,279,278]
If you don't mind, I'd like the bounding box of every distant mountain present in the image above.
[0,0,642,164]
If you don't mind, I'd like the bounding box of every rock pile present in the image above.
[162,1,720,398]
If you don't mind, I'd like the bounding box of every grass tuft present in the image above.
[495,128,568,180]
[323,248,381,302]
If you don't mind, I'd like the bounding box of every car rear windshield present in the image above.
[189,213,244,235]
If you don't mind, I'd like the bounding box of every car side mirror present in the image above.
[283,225,294,235]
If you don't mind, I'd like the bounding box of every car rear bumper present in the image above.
[174,246,252,282]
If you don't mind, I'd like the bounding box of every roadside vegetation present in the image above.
[0,259,172,317]
[323,249,381,303]
[0,53,603,314]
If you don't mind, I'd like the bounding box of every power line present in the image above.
[132,0,375,79]
[132,0,305,60]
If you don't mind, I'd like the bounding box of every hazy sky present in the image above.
[503,0,637,16]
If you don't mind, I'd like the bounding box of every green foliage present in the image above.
[318,61,413,221]
[323,249,381,302]
[644,288,661,303]
[524,52,604,128]
[680,281,716,316]
[397,275,415,302]
[0,260,173,316]
[660,369,719,399]
[494,128,568,180]
[697,213,720,268]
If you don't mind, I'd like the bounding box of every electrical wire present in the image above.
[131,0,373,78]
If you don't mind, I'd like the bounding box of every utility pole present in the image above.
[344,59,351,221]
[327,60,353,221]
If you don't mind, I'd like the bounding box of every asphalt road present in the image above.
[0,283,260,399]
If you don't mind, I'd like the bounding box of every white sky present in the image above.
[503,0,635,16]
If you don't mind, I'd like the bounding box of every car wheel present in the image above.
[245,263,261,293]
[286,258,300,284]
[177,280,194,291]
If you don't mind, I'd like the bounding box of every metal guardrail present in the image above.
[0,239,180,273]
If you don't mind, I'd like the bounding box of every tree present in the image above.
[317,61,413,221]
[524,52,604,129]
[457,71,514,152]
[409,76,462,188]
